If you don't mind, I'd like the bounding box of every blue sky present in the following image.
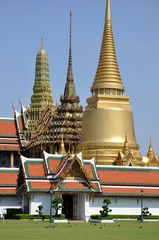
[0,0,159,156]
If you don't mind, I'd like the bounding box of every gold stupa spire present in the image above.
[147,137,155,160]
[91,0,124,94]
[58,134,66,155]
[78,0,142,165]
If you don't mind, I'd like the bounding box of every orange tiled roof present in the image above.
[0,138,19,143]
[101,187,159,196]
[19,116,24,132]
[0,144,20,150]
[30,181,51,190]
[27,164,45,177]
[0,119,17,136]
[59,181,91,191]
[84,165,94,178]
[48,159,61,173]
[0,188,16,194]
[97,169,159,185]
[0,172,18,185]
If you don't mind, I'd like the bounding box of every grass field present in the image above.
[0,220,159,240]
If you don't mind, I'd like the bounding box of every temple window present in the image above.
[2,159,6,166]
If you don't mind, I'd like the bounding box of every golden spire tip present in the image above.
[106,0,111,21]
[41,36,43,49]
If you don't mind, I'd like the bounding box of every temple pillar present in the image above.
[10,152,14,168]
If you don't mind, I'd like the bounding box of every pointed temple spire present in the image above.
[122,132,130,156]
[91,0,125,94]
[64,11,76,98]
[78,0,142,165]
[147,137,155,160]
[29,38,54,120]
[41,36,44,49]
[66,10,74,83]
[58,134,66,155]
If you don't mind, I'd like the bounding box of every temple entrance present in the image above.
[62,194,74,219]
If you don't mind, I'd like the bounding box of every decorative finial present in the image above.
[106,0,111,21]
[70,10,72,33]
[91,0,124,94]
[41,36,43,49]
[18,97,22,106]
[122,131,130,156]
[147,137,155,160]
[58,133,66,155]
[11,101,15,112]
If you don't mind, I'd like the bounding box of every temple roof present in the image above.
[0,118,21,151]
[17,152,159,197]
[0,168,18,195]
[96,165,159,186]
[17,152,100,194]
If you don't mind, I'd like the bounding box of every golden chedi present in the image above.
[78,0,142,165]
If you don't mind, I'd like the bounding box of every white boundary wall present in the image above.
[23,193,159,219]
[0,195,21,217]
[88,196,159,216]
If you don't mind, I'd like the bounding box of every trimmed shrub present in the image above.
[91,214,159,220]
[5,208,22,219]
[90,214,113,220]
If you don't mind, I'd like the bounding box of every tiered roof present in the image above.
[0,168,18,195]
[0,118,20,151]
[17,152,101,194]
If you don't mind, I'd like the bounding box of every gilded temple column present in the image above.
[10,152,14,168]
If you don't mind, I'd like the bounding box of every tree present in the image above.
[142,207,152,217]
[52,197,64,217]
[100,198,112,217]
[36,205,43,218]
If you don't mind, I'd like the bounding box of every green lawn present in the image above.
[0,220,159,240]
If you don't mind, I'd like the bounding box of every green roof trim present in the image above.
[0,135,18,138]
[0,148,19,152]
[0,119,14,122]
[0,170,18,173]
[0,193,17,195]
[0,141,19,144]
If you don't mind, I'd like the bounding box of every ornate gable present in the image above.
[65,161,85,180]
[148,156,159,167]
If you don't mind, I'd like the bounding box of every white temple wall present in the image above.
[88,196,159,216]
[0,195,21,217]
[77,194,86,221]
[29,193,56,215]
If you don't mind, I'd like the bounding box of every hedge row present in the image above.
[90,214,159,220]
[90,215,113,220]
[13,214,66,220]
[5,209,22,219]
